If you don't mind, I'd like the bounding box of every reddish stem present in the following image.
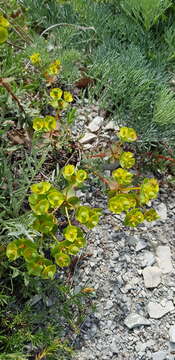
[146,152,175,163]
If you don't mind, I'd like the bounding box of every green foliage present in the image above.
[0,274,91,359]
[6,164,100,277]
[94,127,160,227]
[153,88,175,125]
[0,145,48,219]
[0,1,167,358]
[18,0,175,143]
[120,0,172,30]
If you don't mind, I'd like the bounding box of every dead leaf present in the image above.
[7,129,31,147]
[74,77,95,89]
[81,288,95,293]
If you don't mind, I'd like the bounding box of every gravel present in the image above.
[71,190,175,359]
[70,100,175,360]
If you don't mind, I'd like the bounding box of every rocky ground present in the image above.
[68,101,175,360]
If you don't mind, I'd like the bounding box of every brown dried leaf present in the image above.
[74,76,95,89]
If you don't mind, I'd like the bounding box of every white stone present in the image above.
[110,339,118,354]
[152,351,167,360]
[169,325,175,343]
[104,120,119,131]
[135,239,147,252]
[124,313,151,329]
[156,246,173,273]
[136,340,155,353]
[156,202,167,220]
[140,251,155,267]
[79,132,97,144]
[147,300,174,319]
[83,144,93,150]
[143,266,161,288]
[105,300,113,309]
[87,116,103,132]
[124,277,140,292]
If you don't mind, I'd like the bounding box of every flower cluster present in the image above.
[76,206,102,229]
[6,238,56,279]
[108,194,136,214]
[33,115,57,131]
[29,52,41,64]
[6,165,101,277]
[140,178,159,204]
[46,59,61,75]
[6,126,160,278]
[107,127,159,227]
[49,87,73,110]
[112,168,133,185]
[62,164,87,185]
[32,88,73,132]
[119,151,135,169]
[118,127,137,142]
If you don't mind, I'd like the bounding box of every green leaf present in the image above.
[47,190,65,208]
[67,245,80,255]
[55,253,71,267]
[31,199,50,215]
[64,225,78,242]
[66,107,76,124]
[75,236,86,248]
[42,264,56,279]
[23,247,38,261]
[6,242,19,261]
[31,182,51,195]
[112,168,133,185]
[62,165,75,179]
[124,208,144,227]
[144,209,160,222]
[75,169,88,183]
[33,214,57,233]
[26,256,48,276]
[76,206,90,224]
[67,196,80,207]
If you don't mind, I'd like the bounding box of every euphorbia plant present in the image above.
[98,127,160,227]
[6,164,102,279]
[6,127,160,279]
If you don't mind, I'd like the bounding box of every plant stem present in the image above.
[65,207,71,226]
[40,23,96,37]
[0,77,26,114]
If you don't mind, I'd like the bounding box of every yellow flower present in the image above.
[63,91,73,103]
[33,117,44,131]
[63,164,75,178]
[43,115,57,131]
[119,152,135,169]
[0,15,9,28]
[50,87,63,100]
[124,209,144,227]
[58,99,68,110]
[47,59,61,75]
[112,168,133,185]
[29,53,41,64]
[118,127,137,142]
